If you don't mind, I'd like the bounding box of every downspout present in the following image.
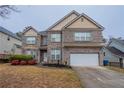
[61,30,63,64]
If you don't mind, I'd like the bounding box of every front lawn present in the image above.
[0,63,82,88]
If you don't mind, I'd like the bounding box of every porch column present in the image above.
[37,49,41,63]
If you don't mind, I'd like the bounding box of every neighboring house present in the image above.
[102,38,124,67]
[0,26,22,54]
[22,10,105,66]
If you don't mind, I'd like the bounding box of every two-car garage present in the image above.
[70,53,99,67]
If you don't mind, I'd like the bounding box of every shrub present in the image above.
[11,60,20,65]
[20,60,27,65]
[10,54,33,61]
[28,60,37,65]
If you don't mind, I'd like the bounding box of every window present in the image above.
[51,49,61,60]
[26,37,36,44]
[74,32,91,41]
[51,34,61,42]
[42,37,47,45]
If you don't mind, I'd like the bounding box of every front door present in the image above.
[43,52,47,62]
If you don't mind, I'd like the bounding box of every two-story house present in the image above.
[22,10,105,66]
[45,10,105,66]
[0,26,22,54]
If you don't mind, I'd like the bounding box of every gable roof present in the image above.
[106,46,124,58]
[109,38,124,46]
[62,13,104,30]
[22,26,38,34]
[0,26,21,41]
[46,10,80,31]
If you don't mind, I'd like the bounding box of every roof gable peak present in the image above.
[46,10,80,31]
[22,26,38,34]
[63,12,104,30]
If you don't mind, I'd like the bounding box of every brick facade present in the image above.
[62,47,103,65]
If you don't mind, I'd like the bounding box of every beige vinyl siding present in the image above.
[51,14,78,30]
[23,28,39,49]
[67,17,98,28]
[0,32,22,54]
[24,29,37,36]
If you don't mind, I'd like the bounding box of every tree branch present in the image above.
[0,5,19,18]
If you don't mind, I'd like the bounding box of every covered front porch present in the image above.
[40,50,47,64]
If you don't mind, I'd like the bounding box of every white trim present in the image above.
[51,34,61,42]
[74,32,91,41]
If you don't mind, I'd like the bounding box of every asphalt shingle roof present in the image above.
[39,31,47,36]
[112,38,124,45]
[106,47,124,58]
[0,26,21,41]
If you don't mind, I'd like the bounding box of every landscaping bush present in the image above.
[10,54,37,65]
[11,60,20,65]
[10,54,33,61]
[28,60,37,65]
[20,60,27,65]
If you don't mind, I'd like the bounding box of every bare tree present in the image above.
[0,5,19,18]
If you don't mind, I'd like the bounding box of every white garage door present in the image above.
[70,54,99,66]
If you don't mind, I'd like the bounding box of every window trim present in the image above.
[74,32,92,41]
[26,36,36,44]
[50,48,61,60]
[51,34,61,42]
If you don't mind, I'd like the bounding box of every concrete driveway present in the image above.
[73,66,124,88]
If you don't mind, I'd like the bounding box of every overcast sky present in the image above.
[0,5,124,39]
